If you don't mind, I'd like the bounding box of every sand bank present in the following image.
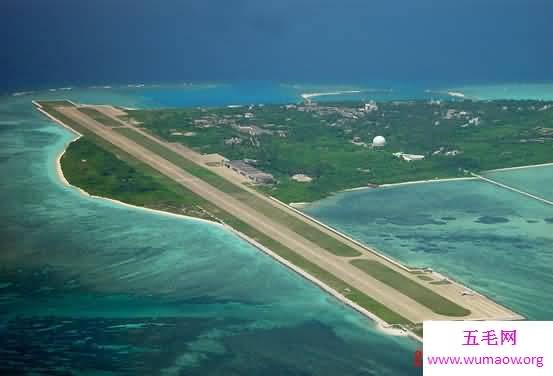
[447,91,466,98]
[289,202,309,209]
[301,90,362,102]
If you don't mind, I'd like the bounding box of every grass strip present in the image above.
[417,275,433,281]
[351,259,470,317]
[115,127,361,257]
[204,203,413,326]
[79,107,125,127]
[430,280,453,285]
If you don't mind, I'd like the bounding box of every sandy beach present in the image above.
[54,137,221,228]
[342,176,477,192]
[447,91,466,98]
[340,162,553,193]
[301,90,362,103]
[43,100,220,228]
[289,202,309,209]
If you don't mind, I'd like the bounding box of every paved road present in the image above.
[56,105,523,323]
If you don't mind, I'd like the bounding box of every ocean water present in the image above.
[2,81,552,374]
[443,83,553,101]
[2,1,551,91]
[305,175,553,321]
[8,81,553,111]
[7,81,452,109]
[0,89,420,374]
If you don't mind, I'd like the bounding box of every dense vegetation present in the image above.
[128,99,553,202]
[61,137,210,219]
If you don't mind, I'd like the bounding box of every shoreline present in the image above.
[49,114,419,342]
[300,90,362,103]
[52,125,222,228]
[285,165,552,207]
[337,162,553,194]
[447,91,466,98]
[224,225,417,340]
[483,162,553,173]
[289,202,309,209]
[342,176,477,192]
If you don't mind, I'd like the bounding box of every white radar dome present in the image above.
[372,135,386,147]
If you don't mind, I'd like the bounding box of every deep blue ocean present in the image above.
[1,0,552,92]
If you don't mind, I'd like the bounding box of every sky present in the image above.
[0,0,551,90]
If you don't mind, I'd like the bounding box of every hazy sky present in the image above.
[1,0,551,90]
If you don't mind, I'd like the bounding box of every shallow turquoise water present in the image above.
[305,177,553,321]
[7,80,453,109]
[0,90,420,374]
[484,165,553,202]
[444,83,553,100]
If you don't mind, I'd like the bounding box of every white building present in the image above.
[291,174,313,183]
[402,154,425,161]
[445,150,461,156]
[363,101,378,112]
[393,152,425,162]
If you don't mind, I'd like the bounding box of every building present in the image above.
[363,101,379,112]
[445,150,461,156]
[291,174,313,183]
[223,160,275,184]
[224,137,242,145]
[393,152,425,162]
[402,154,425,162]
[234,125,272,136]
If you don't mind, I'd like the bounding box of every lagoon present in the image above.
[305,171,553,321]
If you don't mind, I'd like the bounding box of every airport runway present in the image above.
[50,104,523,325]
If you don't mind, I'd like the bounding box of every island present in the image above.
[34,97,547,340]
